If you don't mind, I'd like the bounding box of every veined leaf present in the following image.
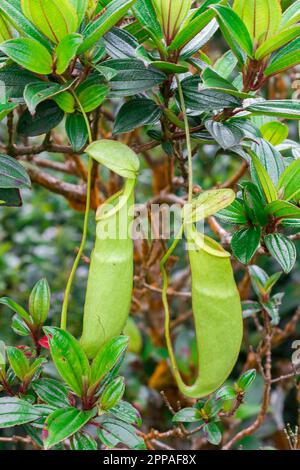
[17,101,64,136]
[0,38,53,75]
[71,432,97,450]
[245,100,300,119]
[44,327,90,397]
[266,200,300,220]
[0,296,31,322]
[280,0,300,29]
[32,378,70,408]
[89,336,128,388]
[0,0,51,50]
[169,9,215,51]
[70,0,88,25]
[0,154,31,189]
[55,33,83,75]
[21,0,78,44]
[248,150,278,203]
[251,138,285,186]
[265,37,300,76]
[79,0,136,54]
[113,98,162,134]
[255,25,300,59]
[132,0,163,40]
[277,159,300,202]
[0,397,41,428]
[44,408,94,449]
[260,121,289,146]
[7,346,30,380]
[216,199,248,225]
[180,19,218,59]
[231,226,261,264]
[104,27,138,59]
[264,233,296,273]
[233,0,281,43]
[65,113,88,152]
[24,81,74,115]
[205,119,244,149]
[0,103,18,122]
[212,5,253,57]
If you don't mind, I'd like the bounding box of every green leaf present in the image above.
[281,0,300,28]
[216,199,248,225]
[7,346,30,380]
[99,376,125,411]
[265,37,300,76]
[0,64,41,99]
[0,188,22,207]
[103,59,166,97]
[0,103,17,121]
[173,408,202,423]
[0,397,41,428]
[90,336,128,388]
[255,25,300,59]
[44,407,94,449]
[55,33,83,75]
[248,150,278,203]
[45,327,90,397]
[181,74,242,111]
[231,226,261,264]
[242,182,268,226]
[0,38,53,75]
[79,0,136,54]
[233,0,281,43]
[113,98,162,135]
[0,297,31,322]
[277,159,300,202]
[28,278,50,326]
[242,301,262,318]
[0,154,31,189]
[205,119,244,149]
[71,431,97,450]
[17,101,64,137]
[266,200,300,220]
[76,81,109,113]
[32,378,70,408]
[213,5,253,57]
[110,401,142,427]
[132,0,163,40]
[53,92,75,113]
[245,99,300,119]
[237,369,256,391]
[24,81,73,116]
[216,385,236,401]
[0,0,52,50]
[264,272,282,293]
[252,139,285,187]
[169,9,215,51]
[151,60,189,74]
[248,264,268,297]
[180,19,219,59]
[214,50,238,78]
[21,0,78,44]
[204,421,222,446]
[260,121,289,146]
[70,0,88,25]
[11,315,31,336]
[99,417,146,450]
[104,27,138,59]
[86,139,140,179]
[65,113,88,152]
[264,233,296,273]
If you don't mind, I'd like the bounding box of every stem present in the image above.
[60,92,93,330]
[175,75,193,203]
